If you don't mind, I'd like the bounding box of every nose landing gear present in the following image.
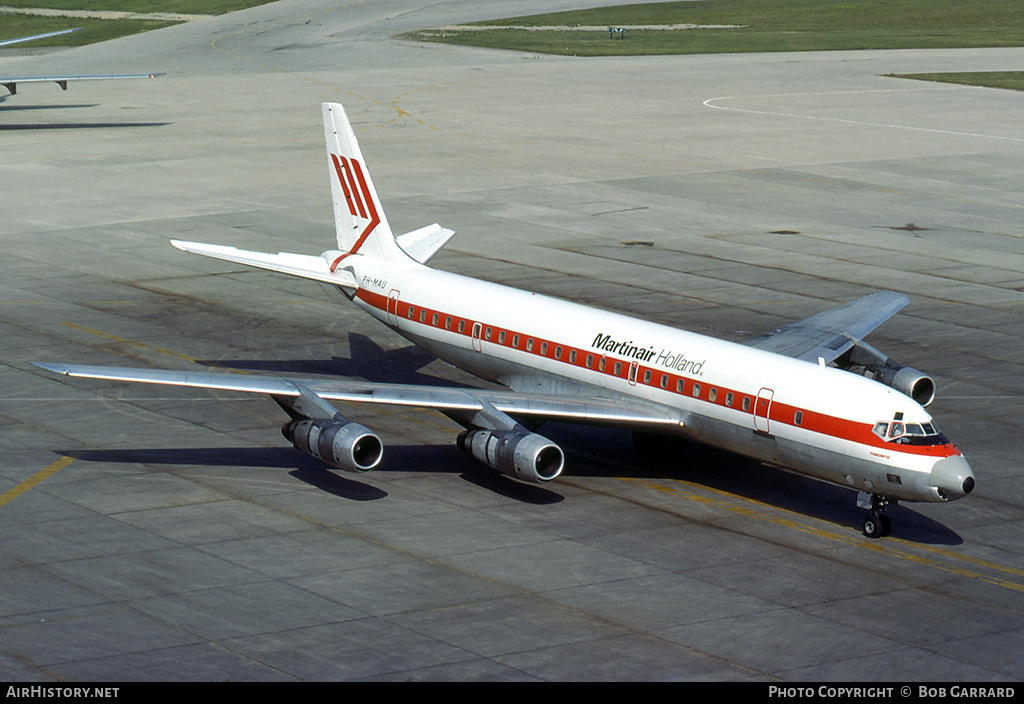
[858,492,893,538]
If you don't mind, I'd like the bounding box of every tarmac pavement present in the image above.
[2,0,1023,681]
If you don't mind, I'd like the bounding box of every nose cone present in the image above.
[930,455,975,501]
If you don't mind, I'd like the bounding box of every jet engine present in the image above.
[847,362,936,407]
[457,428,564,483]
[282,417,383,472]
[838,340,936,407]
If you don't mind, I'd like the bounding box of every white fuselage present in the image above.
[342,254,969,504]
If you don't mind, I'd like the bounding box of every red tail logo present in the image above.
[329,153,381,271]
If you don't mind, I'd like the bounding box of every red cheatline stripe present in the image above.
[353,288,960,460]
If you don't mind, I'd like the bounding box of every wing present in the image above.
[0,29,162,96]
[746,291,909,364]
[0,28,81,48]
[34,363,686,430]
[1,73,163,96]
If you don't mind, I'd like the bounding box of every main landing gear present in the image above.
[857,492,893,538]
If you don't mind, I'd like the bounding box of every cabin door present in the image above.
[471,322,483,352]
[754,387,774,435]
[387,289,400,327]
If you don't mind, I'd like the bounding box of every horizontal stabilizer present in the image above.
[396,224,456,264]
[170,240,357,289]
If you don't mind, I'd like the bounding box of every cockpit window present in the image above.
[874,419,947,445]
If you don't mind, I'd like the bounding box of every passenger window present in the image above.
[676,379,685,393]
[499,331,506,344]
[725,392,734,407]
[419,310,426,323]
[692,383,701,398]
[485,327,492,340]
[432,313,438,326]
[458,320,465,333]
[555,346,562,359]
[794,411,803,426]
[445,316,452,330]
[585,354,593,368]
[709,388,717,402]
[526,338,534,352]
[742,397,751,411]
[614,361,622,376]
[569,350,577,363]
[643,369,652,384]
[512,335,520,348]
[408,307,416,319]
[540,342,548,356]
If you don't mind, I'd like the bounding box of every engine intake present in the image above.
[283,418,383,472]
[457,428,564,483]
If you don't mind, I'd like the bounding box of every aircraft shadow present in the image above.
[60,426,960,541]
[0,103,98,110]
[540,423,965,546]
[384,442,565,505]
[0,121,170,130]
[65,442,565,505]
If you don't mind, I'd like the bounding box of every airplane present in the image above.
[0,28,161,97]
[36,102,975,539]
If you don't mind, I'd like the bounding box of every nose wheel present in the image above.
[858,492,893,538]
[862,512,892,538]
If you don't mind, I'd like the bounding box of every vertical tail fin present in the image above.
[322,102,406,262]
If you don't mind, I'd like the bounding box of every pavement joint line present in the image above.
[703,94,1024,143]
[61,322,203,365]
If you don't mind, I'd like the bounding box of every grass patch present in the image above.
[0,1,275,47]
[401,0,1024,56]
[892,71,1024,92]
[0,1,265,14]
[0,17,177,46]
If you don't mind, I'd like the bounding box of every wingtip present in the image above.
[33,362,69,375]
